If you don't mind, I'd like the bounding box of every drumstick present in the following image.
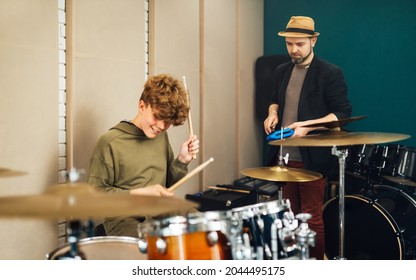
[207,186,251,194]
[182,76,196,159]
[168,157,214,192]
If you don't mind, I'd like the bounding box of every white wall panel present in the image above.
[0,0,59,259]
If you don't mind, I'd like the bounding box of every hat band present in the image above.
[285,27,315,35]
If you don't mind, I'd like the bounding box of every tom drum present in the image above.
[137,210,236,260]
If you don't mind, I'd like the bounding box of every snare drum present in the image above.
[47,236,146,260]
[137,210,235,260]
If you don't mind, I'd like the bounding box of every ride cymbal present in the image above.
[0,182,198,220]
[269,131,410,147]
[303,115,368,129]
[241,166,322,182]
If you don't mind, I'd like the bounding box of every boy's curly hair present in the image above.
[140,74,189,126]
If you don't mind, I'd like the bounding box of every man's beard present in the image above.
[291,47,313,65]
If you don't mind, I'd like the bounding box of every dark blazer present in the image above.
[268,55,352,177]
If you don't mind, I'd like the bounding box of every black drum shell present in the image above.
[323,185,416,260]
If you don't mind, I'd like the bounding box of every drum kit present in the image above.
[266,117,412,260]
[0,116,413,260]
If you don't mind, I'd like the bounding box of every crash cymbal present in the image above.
[0,167,27,178]
[303,115,367,129]
[241,166,322,182]
[0,182,198,220]
[269,131,411,147]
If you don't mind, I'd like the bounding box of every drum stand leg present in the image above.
[332,146,348,260]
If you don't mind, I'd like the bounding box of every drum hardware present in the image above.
[271,219,283,259]
[269,130,410,259]
[52,220,86,260]
[232,199,305,260]
[155,238,168,255]
[232,231,253,260]
[294,213,316,260]
[206,231,220,246]
[137,237,148,254]
[269,209,299,260]
[271,211,316,260]
[49,214,97,260]
[355,144,372,174]
[278,226,297,257]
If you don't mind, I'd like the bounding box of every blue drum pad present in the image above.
[266,128,294,142]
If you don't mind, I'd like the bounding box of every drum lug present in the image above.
[156,237,167,255]
[138,238,148,254]
[206,231,219,246]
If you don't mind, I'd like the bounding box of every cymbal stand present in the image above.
[331,146,348,259]
[275,133,289,203]
[56,220,86,260]
[56,169,89,260]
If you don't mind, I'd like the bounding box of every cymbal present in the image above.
[0,182,198,220]
[0,167,27,178]
[241,166,322,182]
[303,115,367,128]
[383,176,416,188]
[269,131,411,147]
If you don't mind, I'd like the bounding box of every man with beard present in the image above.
[263,16,352,259]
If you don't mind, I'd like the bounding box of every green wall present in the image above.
[264,0,416,148]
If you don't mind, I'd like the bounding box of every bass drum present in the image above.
[323,185,416,260]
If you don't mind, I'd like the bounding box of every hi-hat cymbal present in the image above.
[0,167,27,178]
[269,131,411,147]
[0,182,198,220]
[303,115,367,129]
[241,166,322,182]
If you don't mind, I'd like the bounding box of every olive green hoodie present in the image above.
[87,121,188,236]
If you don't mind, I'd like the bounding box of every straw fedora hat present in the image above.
[278,16,320,37]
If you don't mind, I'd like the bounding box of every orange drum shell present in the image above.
[146,231,232,260]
